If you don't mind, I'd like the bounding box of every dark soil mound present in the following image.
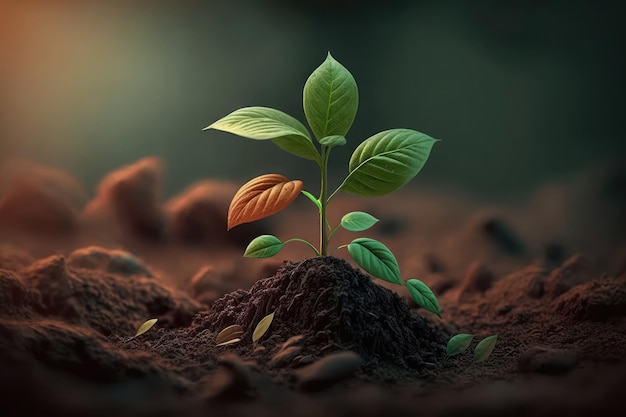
[193,256,447,382]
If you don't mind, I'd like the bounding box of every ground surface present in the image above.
[0,157,625,416]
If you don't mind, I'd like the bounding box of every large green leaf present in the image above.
[303,53,358,141]
[204,106,321,162]
[406,279,441,318]
[340,129,439,197]
[347,238,401,285]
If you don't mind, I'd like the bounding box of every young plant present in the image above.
[204,53,440,314]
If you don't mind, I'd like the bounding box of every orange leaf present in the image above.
[228,174,303,230]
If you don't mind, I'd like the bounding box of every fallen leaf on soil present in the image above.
[216,338,242,347]
[474,335,498,363]
[446,334,475,356]
[215,324,244,346]
[252,311,275,343]
[133,318,158,338]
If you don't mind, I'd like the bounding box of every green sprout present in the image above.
[204,53,440,314]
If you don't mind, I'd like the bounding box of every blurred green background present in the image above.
[1,0,623,199]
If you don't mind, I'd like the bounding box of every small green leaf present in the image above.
[406,279,441,318]
[347,238,401,285]
[244,235,284,258]
[303,52,359,140]
[252,311,275,343]
[301,190,322,212]
[319,135,347,148]
[474,335,498,363]
[341,129,439,197]
[205,107,321,163]
[446,334,475,356]
[341,211,379,232]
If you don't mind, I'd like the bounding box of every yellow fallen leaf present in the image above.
[134,318,158,338]
[216,338,242,347]
[252,311,275,343]
[215,324,244,346]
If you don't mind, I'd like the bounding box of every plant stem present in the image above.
[284,238,320,256]
[319,146,329,256]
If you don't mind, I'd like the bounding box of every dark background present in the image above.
[1,0,623,199]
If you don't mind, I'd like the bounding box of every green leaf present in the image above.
[319,135,347,148]
[272,136,321,163]
[406,279,441,318]
[205,107,321,162]
[474,335,498,363]
[341,129,439,197]
[301,190,322,212]
[446,334,475,356]
[303,52,358,140]
[244,235,284,258]
[347,238,401,284]
[340,211,379,232]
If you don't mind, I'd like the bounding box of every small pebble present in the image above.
[202,353,257,401]
[269,345,302,368]
[545,254,594,299]
[296,351,363,391]
[518,346,578,374]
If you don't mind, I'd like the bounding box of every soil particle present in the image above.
[21,254,203,335]
[296,351,363,391]
[0,161,87,235]
[200,353,258,401]
[68,246,154,277]
[270,335,307,368]
[485,265,547,313]
[164,180,269,247]
[0,244,34,270]
[194,256,447,382]
[518,346,579,374]
[552,275,626,320]
[0,268,38,316]
[458,260,495,299]
[0,318,190,389]
[188,264,229,305]
[480,216,526,255]
[82,157,165,241]
[544,254,595,299]
[270,345,304,368]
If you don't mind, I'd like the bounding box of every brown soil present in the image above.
[1,157,625,416]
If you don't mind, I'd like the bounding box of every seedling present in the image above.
[204,53,440,314]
